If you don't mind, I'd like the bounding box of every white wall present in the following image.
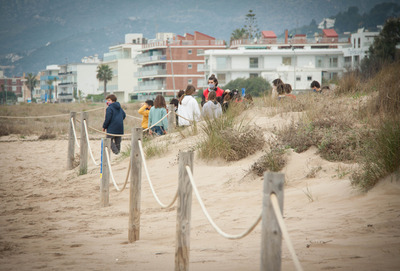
[76,64,99,96]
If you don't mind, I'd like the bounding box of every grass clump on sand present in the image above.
[351,118,400,191]
[250,146,287,176]
[197,103,265,161]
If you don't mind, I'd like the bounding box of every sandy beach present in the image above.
[1,110,400,271]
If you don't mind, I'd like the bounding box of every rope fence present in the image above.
[138,139,178,209]
[70,117,80,148]
[185,165,262,240]
[0,107,104,119]
[63,109,303,270]
[270,193,303,271]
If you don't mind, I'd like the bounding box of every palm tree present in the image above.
[96,64,113,99]
[26,73,38,102]
[46,79,53,102]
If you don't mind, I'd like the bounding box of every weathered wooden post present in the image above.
[100,138,111,207]
[168,104,176,133]
[261,172,284,271]
[175,151,194,271]
[128,127,143,243]
[79,111,89,175]
[67,111,76,170]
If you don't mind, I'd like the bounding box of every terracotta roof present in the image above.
[261,31,277,39]
[294,34,306,37]
[322,29,338,37]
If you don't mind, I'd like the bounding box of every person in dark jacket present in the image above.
[102,94,126,154]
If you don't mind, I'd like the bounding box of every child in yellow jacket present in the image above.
[138,100,153,129]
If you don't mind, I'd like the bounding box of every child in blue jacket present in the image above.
[102,94,126,154]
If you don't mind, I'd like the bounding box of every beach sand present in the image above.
[1,112,400,270]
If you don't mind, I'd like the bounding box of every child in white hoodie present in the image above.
[177,84,201,126]
[202,91,222,119]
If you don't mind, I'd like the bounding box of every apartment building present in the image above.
[343,28,379,69]
[101,33,144,102]
[134,31,226,99]
[58,55,100,102]
[39,65,60,102]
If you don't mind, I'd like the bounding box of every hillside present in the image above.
[0,0,397,76]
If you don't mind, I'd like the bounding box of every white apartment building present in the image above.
[202,29,378,91]
[343,28,379,69]
[58,55,100,102]
[101,33,144,102]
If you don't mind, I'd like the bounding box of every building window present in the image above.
[188,79,192,84]
[316,56,324,68]
[358,38,361,48]
[217,73,226,84]
[307,76,312,81]
[249,57,258,68]
[329,57,338,68]
[188,49,192,55]
[354,38,356,48]
[296,76,301,81]
[188,64,192,69]
[12,86,17,91]
[250,73,259,78]
[330,72,338,80]
[354,55,360,64]
[197,49,204,56]
[282,57,292,66]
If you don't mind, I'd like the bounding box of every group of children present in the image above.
[271,78,297,100]
[103,74,315,154]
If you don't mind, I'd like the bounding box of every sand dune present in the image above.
[1,111,399,270]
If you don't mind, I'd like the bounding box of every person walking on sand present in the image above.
[138,100,153,130]
[102,94,126,154]
[148,95,168,136]
[177,84,201,126]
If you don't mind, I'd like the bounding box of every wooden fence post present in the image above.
[79,111,89,175]
[175,151,194,271]
[168,104,176,133]
[67,111,76,170]
[260,172,284,271]
[128,127,143,243]
[100,138,111,207]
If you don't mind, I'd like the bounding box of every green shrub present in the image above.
[250,147,286,176]
[351,119,400,191]
[197,103,264,161]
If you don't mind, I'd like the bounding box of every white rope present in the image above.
[70,118,80,148]
[185,166,262,240]
[104,147,121,191]
[0,107,103,119]
[137,139,178,208]
[83,120,100,166]
[270,193,303,271]
[143,111,171,132]
[126,114,142,120]
[0,113,71,119]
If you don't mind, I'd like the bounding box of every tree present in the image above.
[96,64,113,99]
[230,28,247,41]
[223,76,271,97]
[244,10,260,40]
[26,73,38,102]
[361,17,400,78]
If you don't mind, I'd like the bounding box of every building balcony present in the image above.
[141,40,226,50]
[134,54,167,64]
[230,38,350,48]
[103,51,131,62]
[197,64,209,71]
[136,81,166,91]
[134,69,167,77]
